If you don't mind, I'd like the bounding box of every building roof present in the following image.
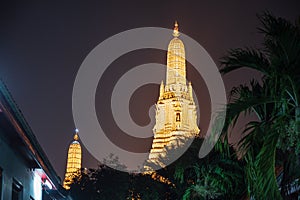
[0,80,69,199]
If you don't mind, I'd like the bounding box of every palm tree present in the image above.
[147,137,246,199]
[181,142,245,200]
[220,12,300,199]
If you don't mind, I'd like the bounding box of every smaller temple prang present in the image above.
[63,129,82,190]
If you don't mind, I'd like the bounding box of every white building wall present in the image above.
[0,130,42,200]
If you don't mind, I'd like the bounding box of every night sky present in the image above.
[0,1,299,180]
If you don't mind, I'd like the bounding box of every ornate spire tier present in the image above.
[63,129,82,189]
[166,21,186,87]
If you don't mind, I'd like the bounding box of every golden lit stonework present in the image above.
[148,22,200,163]
[63,129,82,189]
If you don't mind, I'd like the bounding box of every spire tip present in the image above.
[173,21,179,37]
[74,129,79,140]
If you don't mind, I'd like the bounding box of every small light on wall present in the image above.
[44,180,52,190]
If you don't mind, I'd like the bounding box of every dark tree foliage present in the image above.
[220,12,300,199]
[69,165,130,200]
[151,138,246,199]
[68,138,245,200]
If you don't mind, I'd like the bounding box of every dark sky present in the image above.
[0,1,299,179]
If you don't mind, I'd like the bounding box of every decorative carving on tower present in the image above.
[63,129,82,190]
[148,22,200,163]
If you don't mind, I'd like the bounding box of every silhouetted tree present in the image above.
[220,12,300,199]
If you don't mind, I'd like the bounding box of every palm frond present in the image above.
[220,48,270,75]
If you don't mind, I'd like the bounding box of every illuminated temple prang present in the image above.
[148,21,200,164]
[63,129,82,190]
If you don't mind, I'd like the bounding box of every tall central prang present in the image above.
[148,22,200,162]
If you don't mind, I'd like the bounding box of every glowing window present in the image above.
[176,113,181,122]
